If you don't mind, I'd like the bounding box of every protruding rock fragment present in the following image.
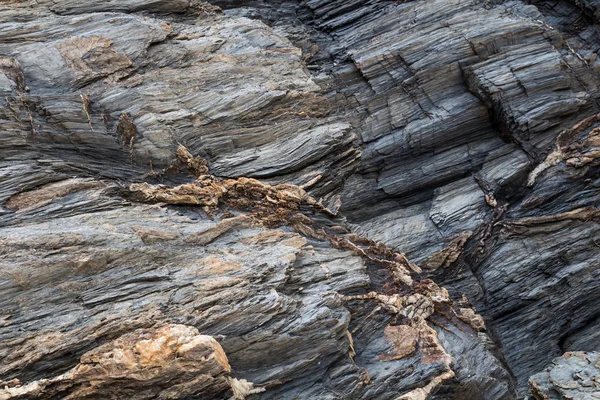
[0,324,235,400]
[528,352,600,400]
[378,325,419,361]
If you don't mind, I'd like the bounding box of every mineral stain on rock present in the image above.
[0,0,599,399]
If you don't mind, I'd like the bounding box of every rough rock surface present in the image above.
[527,352,600,400]
[0,324,236,400]
[0,0,598,399]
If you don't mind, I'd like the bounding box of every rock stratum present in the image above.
[0,0,598,399]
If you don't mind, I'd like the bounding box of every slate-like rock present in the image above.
[1,0,599,399]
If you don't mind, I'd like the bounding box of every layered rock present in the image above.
[0,143,511,398]
[299,0,600,391]
[0,324,238,400]
[0,0,599,399]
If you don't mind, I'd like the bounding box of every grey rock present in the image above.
[0,0,599,399]
[528,352,600,400]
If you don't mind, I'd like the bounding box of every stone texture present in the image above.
[300,0,600,392]
[0,324,235,400]
[528,352,600,400]
[0,0,599,399]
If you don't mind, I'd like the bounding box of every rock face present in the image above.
[0,0,598,399]
[528,352,600,400]
[0,324,237,400]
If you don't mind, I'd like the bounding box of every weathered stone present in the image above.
[1,0,599,399]
[528,352,600,400]
[0,324,234,400]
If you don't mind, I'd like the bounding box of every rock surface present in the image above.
[528,352,600,400]
[0,0,598,399]
[0,324,237,400]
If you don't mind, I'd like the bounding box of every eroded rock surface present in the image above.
[528,352,600,400]
[0,0,598,399]
[0,324,236,400]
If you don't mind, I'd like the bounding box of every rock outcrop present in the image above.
[0,324,238,400]
[0,0,598,399]
[528,352,600,400]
